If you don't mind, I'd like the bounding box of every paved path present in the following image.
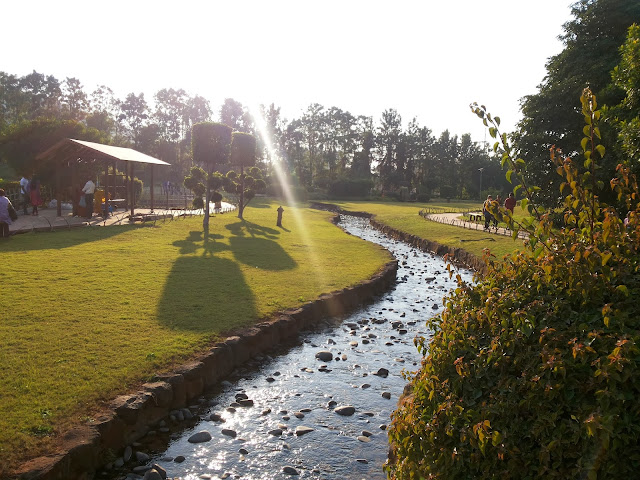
[8,203,236,236]
[425,211,528,239]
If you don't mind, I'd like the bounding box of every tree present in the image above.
[375,108,403,193]
[0,117,105,181]
[61,77,89,121]
[191,122,231,229]
[608,24,640,163]
[388,90,640,479]
[229,131,258,219]
[119,92,149,147]
[515,0,640,207]
[220,98,252,133]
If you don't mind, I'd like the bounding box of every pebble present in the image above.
[382,392,392,399]
[283,466,300,475]
[268,428,283,436]
[135,451,150,462]
[357,435,371,442]
[335,405,355,416]
[221,429,237,438]
[123,445,132,462]
[174,455,185,463]
[295,426,314,436]
[209,413,225,422]
[188,431,212,443]
[374,368,389,378]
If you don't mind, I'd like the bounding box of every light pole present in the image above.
[478,167,484,200]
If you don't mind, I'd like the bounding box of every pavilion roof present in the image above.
[36,138,171,166]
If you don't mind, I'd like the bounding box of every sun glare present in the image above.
[248,104,327,289]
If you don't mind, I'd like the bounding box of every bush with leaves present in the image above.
[386,89,640,479]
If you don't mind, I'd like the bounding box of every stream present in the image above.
[106,215,473,480]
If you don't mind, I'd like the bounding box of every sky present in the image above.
[2,0,573,142]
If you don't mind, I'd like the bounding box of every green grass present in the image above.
[0,198,391,471]
[330,200,525,259]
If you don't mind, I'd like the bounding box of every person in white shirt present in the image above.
[19,176,30,215]
[82,178,96,219]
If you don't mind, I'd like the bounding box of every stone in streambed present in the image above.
[315,351,333,361]
[188,431,212,443]
[335,405,355,416]
[295,425,314,436]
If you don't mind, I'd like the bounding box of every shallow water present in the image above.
[108,215,473,480]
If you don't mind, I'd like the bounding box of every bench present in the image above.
[468,213,483,222]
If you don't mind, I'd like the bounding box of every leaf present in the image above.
[506,170,513,183]
[581,137,589,152]
[596,144,605,158]
[601,252,612,266]
[495,116,501,126]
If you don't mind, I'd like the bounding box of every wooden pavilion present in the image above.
[36,139,171,217]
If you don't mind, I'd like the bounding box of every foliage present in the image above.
[440,184,454,199]
[183,165,207,208]
[0,117,106,183]
[327,177,373,198]
[387,90,640,479]
[514,0,640,207]
[222,166,266,217]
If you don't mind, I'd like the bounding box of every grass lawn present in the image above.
[0,198,391,470]
[330,200,525,259]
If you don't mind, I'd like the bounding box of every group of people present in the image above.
[483,192,516,230]
[19,175,42,216]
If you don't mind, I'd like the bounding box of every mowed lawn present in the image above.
[0,199,391,469]
[331,200,525,259]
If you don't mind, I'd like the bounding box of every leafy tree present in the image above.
[119,92,149,147]
[375,108,403,193]
[388,90,640,479]
[515,0,640,207]
[229,131,261,219]
[608,24,640,162]
[61,77,89,121]
[0,117,105,180]
[183,165,207,209]
[191,122,231,228]
[220,98,253,133]
[222,166,266,216]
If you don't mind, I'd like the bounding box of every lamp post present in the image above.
[478,167,484,200]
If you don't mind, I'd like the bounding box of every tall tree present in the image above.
[119,93,149,147]
[515,0,640,206]
[376,109,403,192]
[220,98,252,133]
[61,77,89,121]
[191,122,231,229]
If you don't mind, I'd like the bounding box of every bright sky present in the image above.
[3,0,573,142]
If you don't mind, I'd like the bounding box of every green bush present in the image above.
[387,90,640,479]
[416,192,431,203]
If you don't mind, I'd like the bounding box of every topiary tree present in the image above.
[229,131,258,219]
[386,89,640,479]
[191,122,231,228]
[222,166,266,219]
[183,165,206,209]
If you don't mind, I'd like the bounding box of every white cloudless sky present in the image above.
[2,0,573,141]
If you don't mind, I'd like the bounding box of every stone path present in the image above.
[425,211,528,239]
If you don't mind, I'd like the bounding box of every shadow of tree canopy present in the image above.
[225,220,280,240]
[173,230,225,255]
[0,224,153,252]
[157,256,256,332]
[229,236,297,271]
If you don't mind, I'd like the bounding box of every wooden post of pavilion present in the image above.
[129,162,134,217]
[150,165,154,213]
[56,160,62,217]
[71,161,78,217]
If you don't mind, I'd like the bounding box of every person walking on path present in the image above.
[0,188,16,238]
[483,195,494,230]
[19,175,30,215]
[29,176,41,216]
[82,177,96,219]
[504,192,516,214]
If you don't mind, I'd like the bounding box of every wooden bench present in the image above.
[468,213,483,222]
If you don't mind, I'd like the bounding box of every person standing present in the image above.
[504,192,516,214]
[483,195,493,230]
[19,175,30,215]
[0,188,15,238]
[82,177,96,219]
[30,175,41,216]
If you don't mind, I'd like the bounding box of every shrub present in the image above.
[328,178,373,198]
[387,89,640,479]
[440,184,454,199]
[416,193,431,203]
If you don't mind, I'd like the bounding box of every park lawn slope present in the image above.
[0,199,391,470]
[330,200,524,259]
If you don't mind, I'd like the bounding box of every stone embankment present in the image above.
[14,241,397,480]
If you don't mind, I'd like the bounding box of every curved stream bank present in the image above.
[92,216,473,480]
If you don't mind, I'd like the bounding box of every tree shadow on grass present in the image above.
[157,256,256,333]
[225,220,280,240]
[0,224,153,252]
[229,236,297,271]
[172,230,225,255]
